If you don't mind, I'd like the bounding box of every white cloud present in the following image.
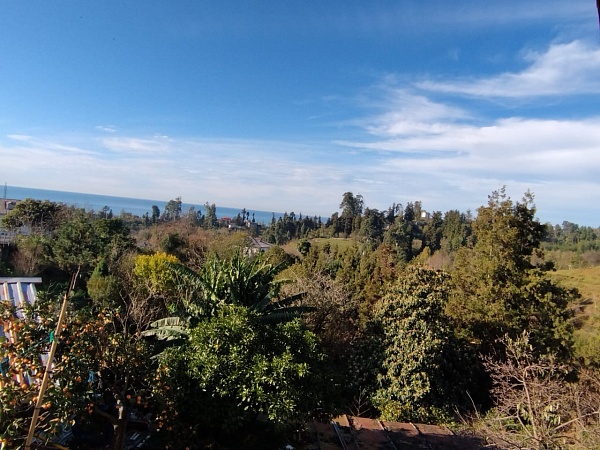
[361,90,470,137]
[2,117,599,225]
[6,134,32,142]
[95,125,117,133]
[417,40,600,97]
[101,136,173,154]
[4,33,600,226]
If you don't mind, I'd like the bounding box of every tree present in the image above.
[449,188,576,357]
[383,218,414,264]
[441,209,471,253]
[158,305,327,440]
[0,298,168,450]
[127,252,182,328]
[163,197,182,222]
[339,192,364,220]
[165,251,307,322]
[297,239,311,257]
[1,199,65,233]
[203,203,217,229]
[151,205,160,224]
[359,208,385,246]
[422,211,443,253]
[50,213,133,274]
[403,202,415,223]
[10,235,50,276]
[371,266,474,422]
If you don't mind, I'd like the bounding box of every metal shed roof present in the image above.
[0,277,42,318]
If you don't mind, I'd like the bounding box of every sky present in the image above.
[1,1,599,226]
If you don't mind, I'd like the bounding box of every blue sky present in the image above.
[1,1,599,225]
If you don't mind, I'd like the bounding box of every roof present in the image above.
[248,237,272,251]
[0,277,42,319]
[309,415,486,450]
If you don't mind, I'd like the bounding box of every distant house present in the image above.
[247,237,272,254]
[218,217,232,227]
[0,198,21,247]
[0,198,18,216]
[0,277,43,387]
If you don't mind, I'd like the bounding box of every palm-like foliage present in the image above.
[143,251,309,343]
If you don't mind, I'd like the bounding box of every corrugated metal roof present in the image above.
[0,277,42,319]
[0,277,43,386]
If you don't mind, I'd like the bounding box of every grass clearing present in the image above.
[549,266,600,362]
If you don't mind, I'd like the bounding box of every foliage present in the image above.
[296,239,311,257]
[50,213,133,274]
[0,298,168,450]
[0,199,65,233]
[339,192,364,219]
[203,202,217,229]
[544,221,600,254]
[163,197,182,222]
[159,305,327,439]
[133,252,180,296]
[87,260,122,309]
[10,235,50,276]
[449,189,576,357]
[479,333,600,450]
[371,265,475,423]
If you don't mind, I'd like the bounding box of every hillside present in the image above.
[550,266,600,363]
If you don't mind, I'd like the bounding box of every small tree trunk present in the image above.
[112,403,128,450]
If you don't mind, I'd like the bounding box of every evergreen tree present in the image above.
[372,266,474,422]
[448,188,576,357]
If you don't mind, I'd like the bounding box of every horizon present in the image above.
[4,184,596,228]
[1,1,599,226]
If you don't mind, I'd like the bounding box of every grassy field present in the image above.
[549,266,600,362]
[282,237,360,256]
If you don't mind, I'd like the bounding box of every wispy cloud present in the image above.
[332,38,600,225]
[6,134,32,142]
[417,41,600,97]
[359,90,470,137]
[4,33,600,225]
[101,136,174,154]
[95,125,117,133]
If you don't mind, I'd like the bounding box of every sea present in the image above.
[3,185,283,225]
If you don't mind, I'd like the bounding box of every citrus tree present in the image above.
[0,297,170,450]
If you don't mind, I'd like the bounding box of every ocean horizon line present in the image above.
[2,185,293,224]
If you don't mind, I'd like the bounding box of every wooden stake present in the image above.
[25,271,78,450]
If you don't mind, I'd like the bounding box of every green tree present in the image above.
[151,205,160,224]
[1,199,65,233]
[441,209,471,253]
[163,197,182,222]
[203,203,217,229]
[297,239,311,257]
[339,192,364,219]
[448,188,576,357]
[422,211,443,253]
[0,299,168,450]
[50,213,133,274]
[371,266,474,422]
[159,305,326,440]
[358,208,385,246]
[383,218,414,264]
[87,259,122,308]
